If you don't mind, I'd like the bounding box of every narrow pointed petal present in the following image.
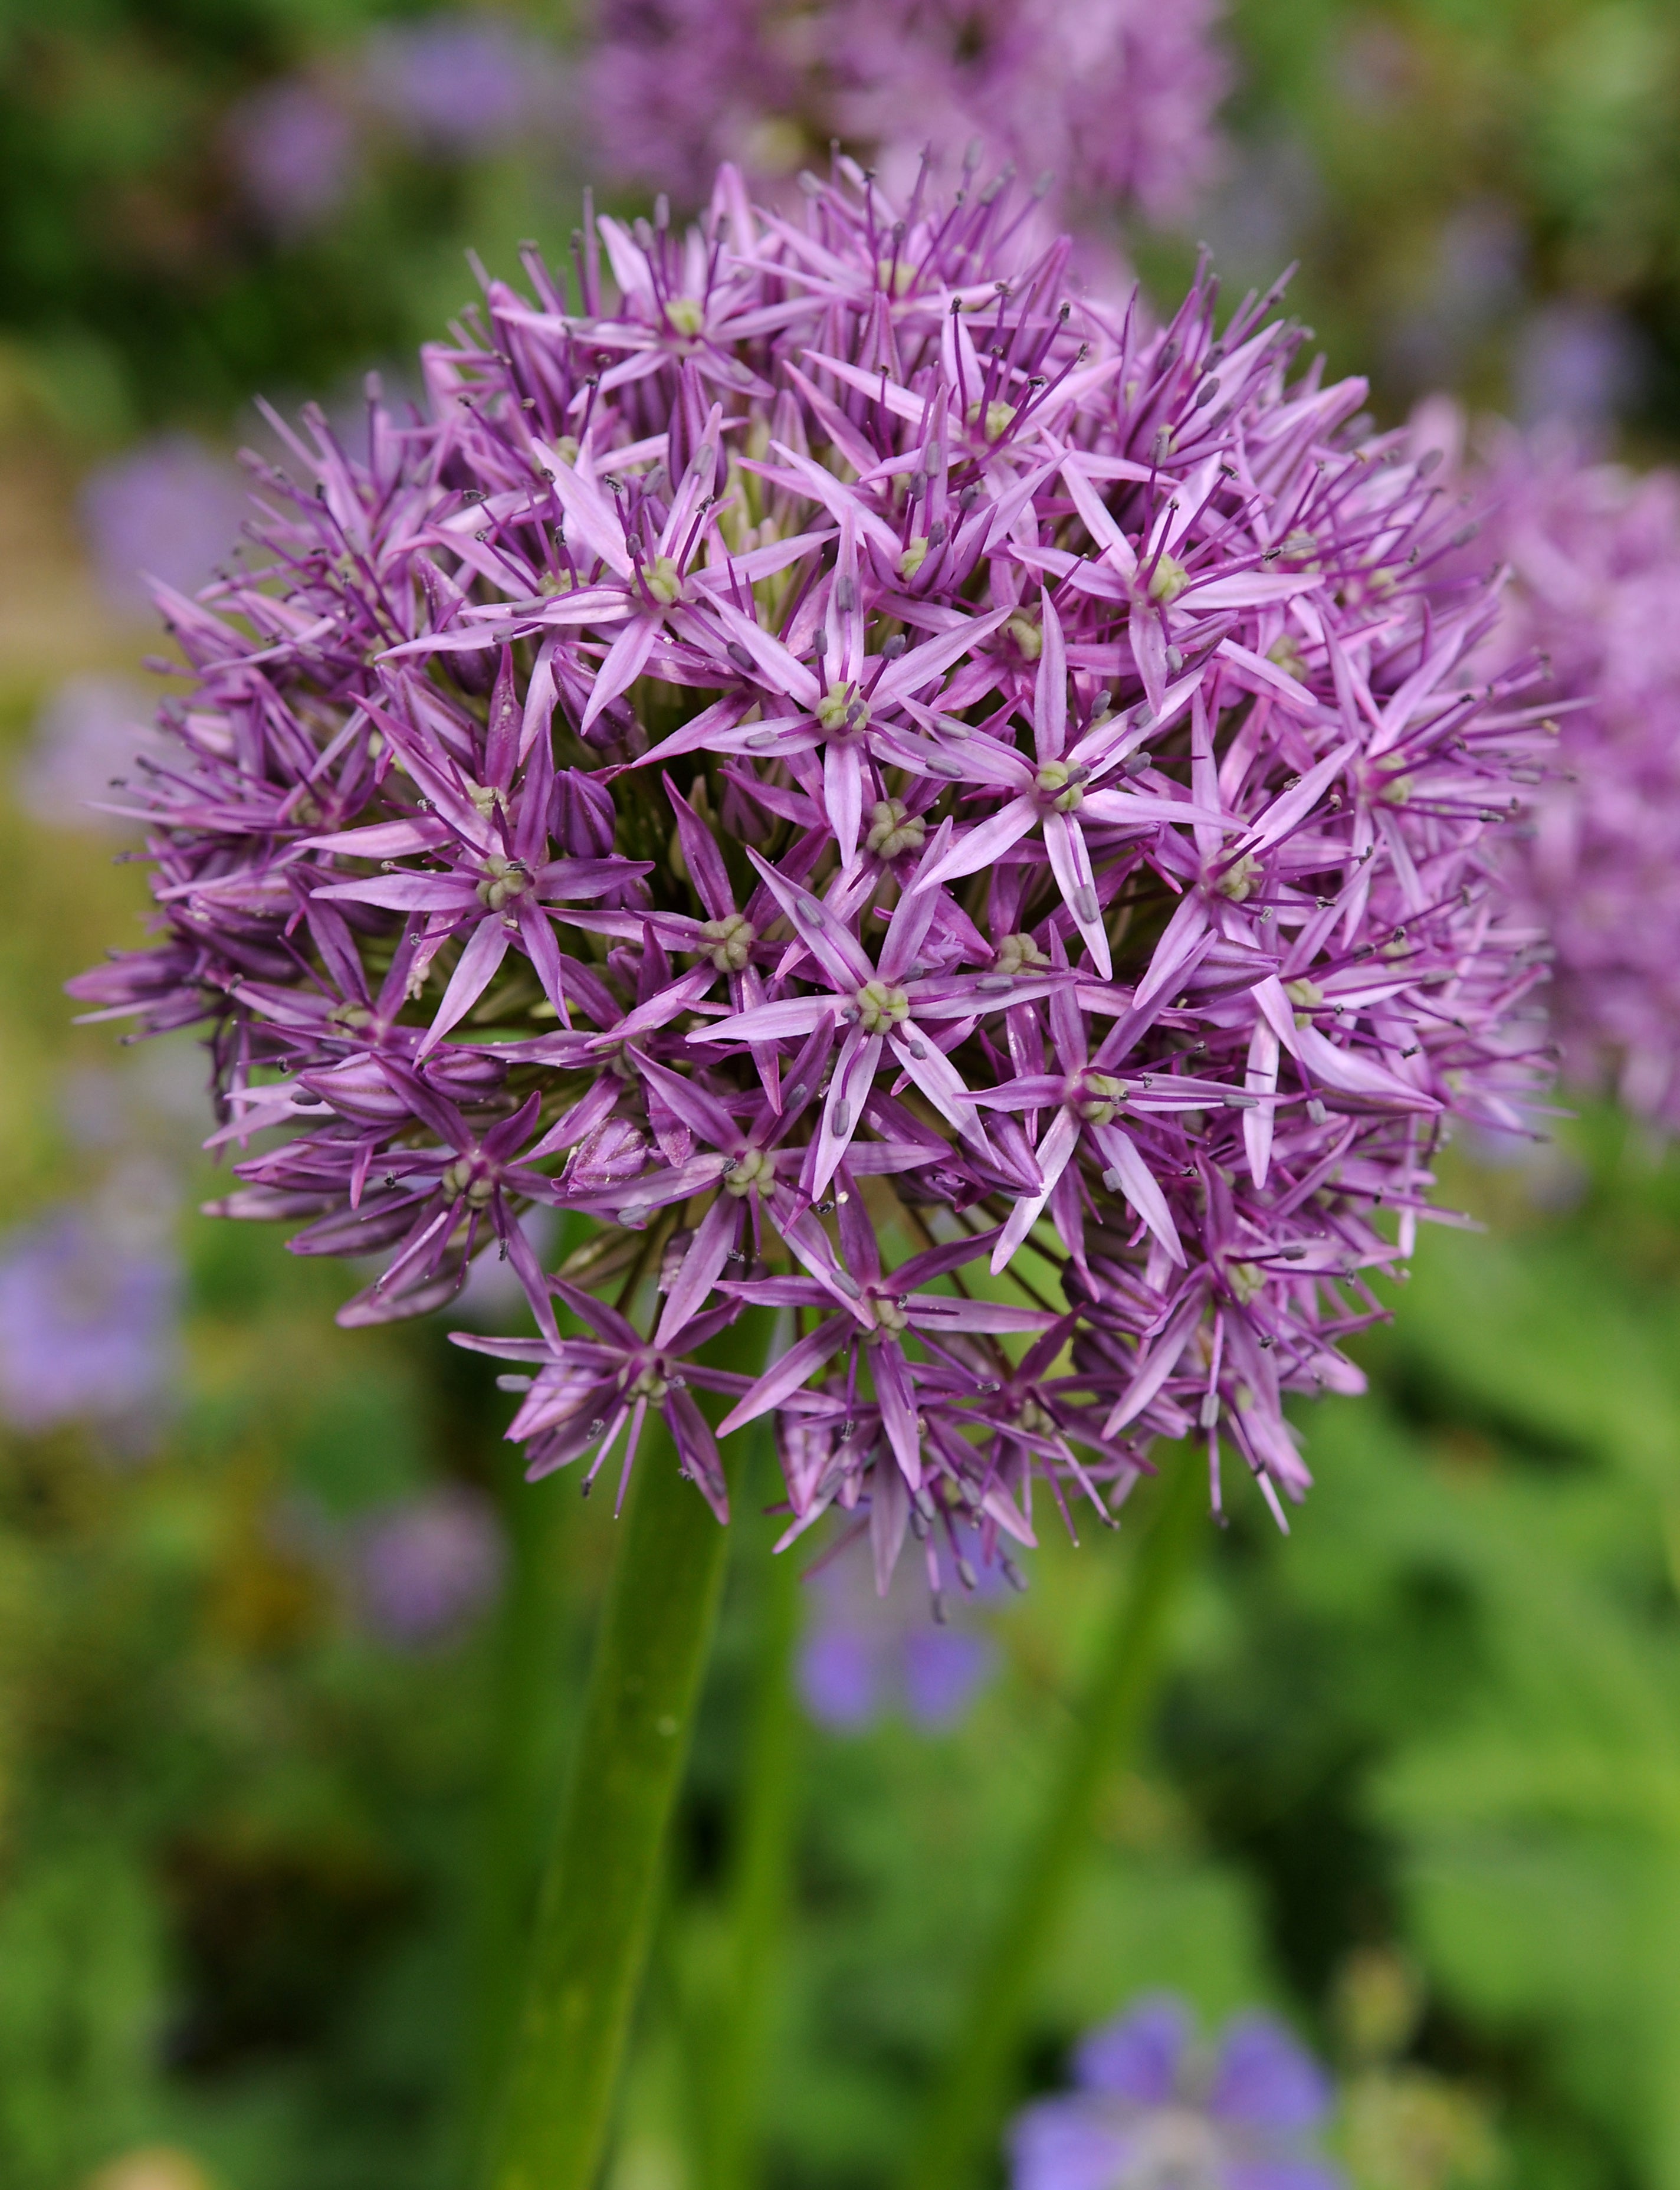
[1092,1124,1184,1265]
[419,918,510,1055]
[991,1109,1080,1272]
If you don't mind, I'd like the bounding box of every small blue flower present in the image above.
[796,1537,998,1733]
[1010,1994,1343,2190]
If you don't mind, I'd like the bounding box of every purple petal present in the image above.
[901,1629,993,1728]
[1009,2097,1137,2190]
[798,1627,882,1729]
[419,917,511,1055]
[716,1316,849,1437]
[1073,1995,1193,2102]
[1209,2015,1333,2135]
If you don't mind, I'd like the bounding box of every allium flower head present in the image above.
[1010,1994,1342,2190]
[586,0,1228,227]
[1446,421,1680,1127]
[74,160,1549,1592]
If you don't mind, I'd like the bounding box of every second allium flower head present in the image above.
[74,158,1551,1592]
[1460,427,1680,1133]
[585,0,1228,229]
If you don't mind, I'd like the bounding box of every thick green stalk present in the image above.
[1646,1835,1680,2190]
[897,1453,1208,2190]
[461,1465,572,2153]
[483,1414,736,2190]
[463,1211,597,2153]
[699,1459,801,2190]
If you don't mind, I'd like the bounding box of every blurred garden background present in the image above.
[5,4,1680,2187]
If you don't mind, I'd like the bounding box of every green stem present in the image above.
[483,1414,737,2190]
[896,1451,1208,2190]
[700,1452,801,2190]
[463,1212,597,2155]
[1645,1835,1680,2189]
[461,1464,572,2155]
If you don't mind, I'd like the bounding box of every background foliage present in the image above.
[4,4,1680,2186]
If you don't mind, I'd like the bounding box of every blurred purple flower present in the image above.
[1010,1994,1343,2190]
[1514,300,1642,436]
[798,1537,998,1732]
[0,1210,179,1435]
[226,78,358,235]
[1199,135,1321,289]
[902,1626,993,1726]
[14,674,168,834]
[355,1486,504,1646]
[80,436,245,617]
[587,0,1228,224]
[359,17,556,151]
[61,1068,133,1154]
[1385,202,1522,391]
[1451,425,1680,1129]
[798,1626,875,1726]
[1333,20,1416,116]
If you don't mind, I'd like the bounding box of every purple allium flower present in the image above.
[1443,424,1680,1129]
[226,78,359,235]
[798,1532,997,1727]
[586,0,1228,226]
[15,674,168,835]
[73,162,1551,1585]
[358,17,555,152]
[355,1485,504,1645]
[80,435,247,618]
[1010,1994,1343,2190]
[0,1209,179,1435]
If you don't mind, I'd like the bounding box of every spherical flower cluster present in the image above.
[585,0,1228,228]
[1453,424,1680,1129]
[73,161,1549,1594]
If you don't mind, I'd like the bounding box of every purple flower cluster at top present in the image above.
[1010,1994,1342,2190]
[72,160,1551,1592]
[1452,425,1680,1127]
[585,0,1229,227]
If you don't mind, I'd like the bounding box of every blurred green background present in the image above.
[4,4,1680,2187]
